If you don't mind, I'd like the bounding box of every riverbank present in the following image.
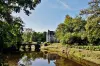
[41,43,100,66]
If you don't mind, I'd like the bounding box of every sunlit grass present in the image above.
[41,43,100,65]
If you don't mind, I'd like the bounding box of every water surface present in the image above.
[3,51,82,66]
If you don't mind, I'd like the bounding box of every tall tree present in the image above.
[80,0,100,45]
[0,0,41,23]
[56,23,66,42]
[56,15,86,44]
[0,17,23,48]
[85,17,100,45]
[80,0,100,18]
[0,0,41,49]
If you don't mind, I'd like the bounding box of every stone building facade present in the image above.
[46,30,56,43]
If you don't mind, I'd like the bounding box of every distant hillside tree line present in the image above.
[22,31,46,43]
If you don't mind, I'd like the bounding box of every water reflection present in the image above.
[3,51,82,66]
[18,56,32,66]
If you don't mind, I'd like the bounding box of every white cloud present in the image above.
[56,0,71,9]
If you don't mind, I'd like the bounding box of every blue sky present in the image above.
[13,0,90,32]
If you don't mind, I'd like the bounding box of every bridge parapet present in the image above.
[18,43,40,51]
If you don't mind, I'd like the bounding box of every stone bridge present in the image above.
[17,44,40,51]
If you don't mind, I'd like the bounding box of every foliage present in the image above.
[73,45,100,51]
[22,32,33,42]
[0,0,41,23]
[32,32,46,42]
[85,17,100,45]
[22,31,46,43]
[80,0,100,45]
[56,23,66,42]
[56,0,100,45]
[56,15,86,45]
[0,0,41,49]
[0,17,23,48]
[80,0,100,18]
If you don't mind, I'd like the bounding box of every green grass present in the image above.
[72,46,100,51]
[41,43,100,65]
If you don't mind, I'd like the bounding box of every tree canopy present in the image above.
[80,0,100,18]
[56,0,100,45]
[22,31,46,43]
[56,15,86,45]
[0,0,41,49]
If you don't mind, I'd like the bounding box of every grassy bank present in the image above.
[41,43,100,66]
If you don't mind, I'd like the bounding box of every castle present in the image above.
[46,30,56,43]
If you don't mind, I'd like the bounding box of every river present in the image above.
[2,51,82,66]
